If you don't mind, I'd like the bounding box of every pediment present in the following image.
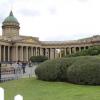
[21,37,39,44]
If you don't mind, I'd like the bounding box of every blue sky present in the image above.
[0,0,100,41]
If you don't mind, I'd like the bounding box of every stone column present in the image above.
[44,48,46,56]
[46,48,49,59]
[50,48,55,59]
[54,48,55,59]
[21,46,23,61]
[31,47,33,56]
[68,47,71,54]
[64,48,67,56]
[3,46,5,62]
[38,48,40,56]
[59,49,62,58]
[48,48,50,59]
[45,48,46,56]
[26,46,28,61]
[50,48,53,59]
[37,48,40,56]
[15,46,18,61]
[37,48,39,56]
[33,47,35,56]
[8,46,10,61]
[47,48,49,58]
[79,47,81,52]
[40,48,43,56]
[73,47,76,54]
[36,47,37,56]
[0,45,1,62]
[49,48,51,59]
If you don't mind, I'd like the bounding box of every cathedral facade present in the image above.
[0,11,100,62]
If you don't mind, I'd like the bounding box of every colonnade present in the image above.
[41,46,89,59]
[0,45,89,62]
[0,45,41,62]
[0,45,10,62]
[14,46,41,62]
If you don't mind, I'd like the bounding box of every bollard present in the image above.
[0,87,4,100]
[0,87,23,100]
[14,95,23,100]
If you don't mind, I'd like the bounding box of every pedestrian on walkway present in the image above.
[28,60,33,78]
[14,60,22,79]
[22,61,26,74]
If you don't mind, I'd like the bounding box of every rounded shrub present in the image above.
[67,56,100,85]
[35,59,60,81]
[35,58,75,81]
[30,56,48,63]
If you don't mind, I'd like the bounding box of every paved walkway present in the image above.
[22,65,37,78]
[1,65,37,81]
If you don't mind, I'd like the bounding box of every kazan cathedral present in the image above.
[0,11,100,62]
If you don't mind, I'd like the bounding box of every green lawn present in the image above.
[0,78,100,100]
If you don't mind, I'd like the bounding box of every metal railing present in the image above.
[0,64,22,82]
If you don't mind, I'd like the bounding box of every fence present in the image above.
[0,64,22,82]
[0,87,23,100]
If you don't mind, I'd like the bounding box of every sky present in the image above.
[0,0,100,41]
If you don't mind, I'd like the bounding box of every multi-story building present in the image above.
[0,11,100,62]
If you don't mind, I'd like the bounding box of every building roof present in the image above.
[2,11,19,24]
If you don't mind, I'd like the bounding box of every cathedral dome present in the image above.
[2,11,20,37]
[3,11,19,24]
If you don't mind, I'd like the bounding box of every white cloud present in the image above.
[77,0,88,2]
[0,0,100,40]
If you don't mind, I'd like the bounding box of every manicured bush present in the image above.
[67,56,100,85]
[35,56,100,85]
[35,59,60,81]
[35,58,75,81]
[30,56,48,63]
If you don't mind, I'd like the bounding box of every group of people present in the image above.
[10,60,33,79]
[14,60,27,74]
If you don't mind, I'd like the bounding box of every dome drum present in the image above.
[2,22,19,26]
[2,11,20,37]
[2,25,20,29]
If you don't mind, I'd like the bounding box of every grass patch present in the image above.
[0,78,100,100]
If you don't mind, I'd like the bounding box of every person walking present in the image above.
[22,61,26,74]
[28,60,33,78]
[14,61,19,79]
[14,60,22,79]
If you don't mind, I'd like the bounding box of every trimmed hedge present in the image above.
[67,56,100,85]
[35,58,75,81]
[35,56,100,85]
[30,56,48,63]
